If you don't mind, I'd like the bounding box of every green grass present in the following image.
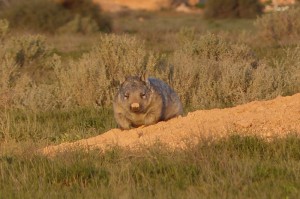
[0,108,116,144]
[1,135,300,198]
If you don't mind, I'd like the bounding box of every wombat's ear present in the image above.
[122,76,130,83]
[140,71,148,83]
[140,72,150,87]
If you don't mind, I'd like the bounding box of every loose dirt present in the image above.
[41,93,300,156]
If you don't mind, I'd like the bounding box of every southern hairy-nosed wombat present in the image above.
[113,74,183,130]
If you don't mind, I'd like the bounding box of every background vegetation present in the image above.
[1,1,300,197]
[0,0,111,33]
[204,0,263,19]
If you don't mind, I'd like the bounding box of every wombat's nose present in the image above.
[130,103,140,112]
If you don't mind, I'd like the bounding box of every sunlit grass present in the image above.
[0,108,116,144]
[1,135,300,198]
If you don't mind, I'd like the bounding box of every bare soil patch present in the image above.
[42,93,300,156]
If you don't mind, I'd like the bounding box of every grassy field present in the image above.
[1,3,300,198]
[1,135,300,198]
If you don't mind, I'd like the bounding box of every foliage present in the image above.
[166,32,300,109]
[0,23,56,110]
[0,0,70,33]
[204,0,263,19]
[0,18,8,39]
[51,34,158,108]
[59,0,112,32]
[1,29,300,110]
[0,0,111,33]
[255,7,300,45]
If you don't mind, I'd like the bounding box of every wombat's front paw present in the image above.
[115,114,131,130]
[119,123,131,130]
[144,114,158,126]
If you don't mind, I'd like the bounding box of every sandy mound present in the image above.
[42,93,300,156]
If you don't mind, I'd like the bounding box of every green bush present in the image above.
[166,32,300,109]
[59,0,112,33]
[255,7,300,45]
[57,15,99,35]
[0,32,158,110]
[0,0,70,33]
[204,0,263,19]
[51,34,158,108]
[167,33,259,108]
[238,0,263,18]
[0,0,111,34]
[258,47,300,97]
[0,19,8,39]
[0,41,32,109]
[1,31,300,111]
[0,22,56,110]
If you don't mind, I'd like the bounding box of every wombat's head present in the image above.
[118,74,152,113]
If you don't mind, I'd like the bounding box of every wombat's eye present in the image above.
[124,93,129,99]
[140,93,146,99]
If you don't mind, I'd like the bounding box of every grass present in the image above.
[1,135,300,198]
[0,108,116,144]
[112,11,255,53]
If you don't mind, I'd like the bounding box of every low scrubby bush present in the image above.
[166,32,300,109]
[0,20,55,110]
[204,0,263,19]
[0,0,70,33]
[57,15,99,35]
[0,29,157,110]
[0,18,8,39]
[0,0,111,34]
[167,33,258,108]
[59,0,112,33]
[255,7,300,45]
[257,47,300,97]
[51,34,159,108]
[1,24,299,111]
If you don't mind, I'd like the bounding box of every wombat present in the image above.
[113,74,183,130]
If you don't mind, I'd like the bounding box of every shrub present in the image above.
[0,0,70,33]
[1,31,300,111]
[204,0,263,19]
[51,34,159,108]
[0,33,159,110]
[5,34,56,84]
[238,0,263,18]
[57,15,99,35]
[250,46,300,98]
[59,0,112,32]
[0,18,8,40]
[0,23,57,110]
[0,42,32,109]
[167,33,259,109]
[0,0,111,34]
[255,7,300,45]
[166,32,300,109]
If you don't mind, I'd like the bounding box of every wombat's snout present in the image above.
[130,102,140,112]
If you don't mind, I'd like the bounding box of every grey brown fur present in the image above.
[113,74,183,130]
